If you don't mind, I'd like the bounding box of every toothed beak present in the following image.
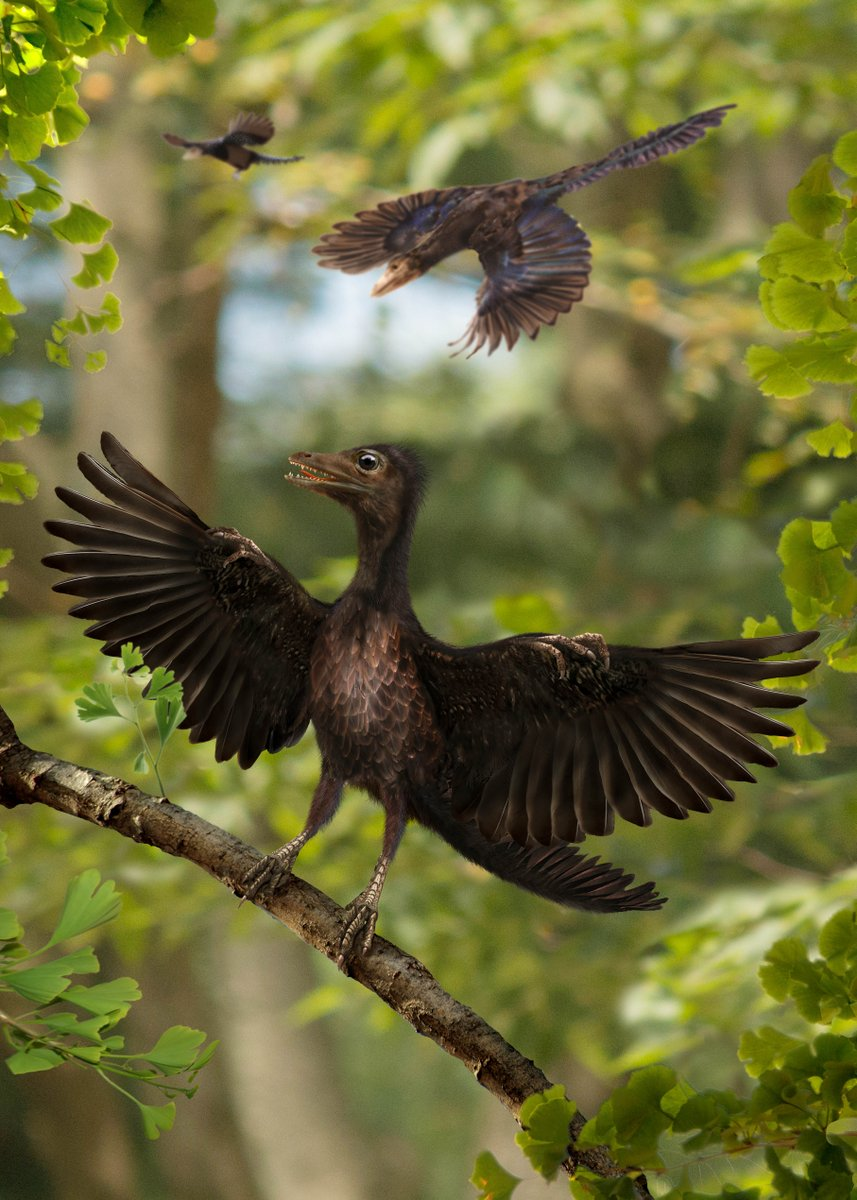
[285,453,369,496]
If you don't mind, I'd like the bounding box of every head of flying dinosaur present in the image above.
[286,444,427,536]
[370,255,425,297]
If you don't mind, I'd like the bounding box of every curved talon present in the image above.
[568,632,610,667]
[336,896,380,971]
[240,849,296,902]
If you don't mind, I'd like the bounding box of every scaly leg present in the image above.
[337,791,408,971]
[241,772,343,901]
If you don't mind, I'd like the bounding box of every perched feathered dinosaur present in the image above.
[44,434,816,967]
[314,104,733,355]
[163,112,303,176]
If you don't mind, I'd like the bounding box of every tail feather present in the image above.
[413,795,661,913]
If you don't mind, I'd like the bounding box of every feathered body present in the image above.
[44,436,817,966]
[163,112,303,175]
[314,104,734,354]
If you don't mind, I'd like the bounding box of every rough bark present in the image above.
[0,703,650,1196]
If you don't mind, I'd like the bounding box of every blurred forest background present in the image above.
[1,1,856,1197]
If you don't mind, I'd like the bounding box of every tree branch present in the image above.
[0,702,650,1196]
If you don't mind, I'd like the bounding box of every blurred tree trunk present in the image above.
[213,929,380,1200]
[62,44,224,514]
[10,46,226,614]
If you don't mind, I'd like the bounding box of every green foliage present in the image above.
[0,397,42,595]
[114,0,215,57]
[471,1151,522,1200]
[47,290,123,370]
[76,643,186,794]
[516,1085,577,1178]
[0,0,220,585]
[0,844,216,1138]
[745,132,857,675]
[471,904,857,1198]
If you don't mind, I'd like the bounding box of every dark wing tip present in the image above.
[162,132,187,147]
[228,112,275,144]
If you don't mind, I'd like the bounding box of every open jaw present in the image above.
[285,457,368,494]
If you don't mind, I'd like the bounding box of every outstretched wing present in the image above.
[537,103,735,196]
[451,205,591,357]
[415,630,818,846]
[313,187,467,274]
[43,433,329,769]
[223,112,275,147]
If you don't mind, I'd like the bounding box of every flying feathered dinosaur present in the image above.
[44,434,816,968]
[163,112,303,176]
[314,104,734,355]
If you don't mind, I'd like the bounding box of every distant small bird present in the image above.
[44,434,817,969]
[163,112,303,176]
[314,104,734,356]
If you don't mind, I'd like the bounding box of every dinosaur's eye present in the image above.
[356,451,381,472]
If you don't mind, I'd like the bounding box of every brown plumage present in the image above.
[314,104,733,355]
[163,112,303,176]
[44,435,817,967]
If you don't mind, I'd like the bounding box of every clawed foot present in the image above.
[239,846,299,903]
[336,891,380,972]
[567,632,609,666]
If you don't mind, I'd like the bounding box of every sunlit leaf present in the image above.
[0,461,39,503]
[140,1100,176,1139]
[52,101,89,144]
[146,667,182,702]
[44,339,70,367]
[75,681,122,721]
[4,64,64,115]
[745,345,811,399]
[116,0,215,56]
[818,905,857,968]
[100,292,122,331]
[46,869,122,946]
[515,1086,575,1179]
[739,1027,804,1078]
[7,113,48,162]
[759,223,846,284]
[805,420,855,458]
[66,1045,105,1064]
[5,1046,65,1074]
[779,517,848,602]
[53,0,108,45]
[72,244,119,288]
[140,1025,209,1071]
[787,156,847,236]
[470,1150,521,1199]
[790,336,857,383]
[0,907,23,940]
[832,130,857,176]
[831,499,857,551]
[64,977,141,1015]
[120,644,145,672]
[0,276,26,317]
[7,947,99,1002]
[0,399,43,441]
[783,707,829,755]
[765,277,848,332]
[50,202,112,245]
[154,695,185,744]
